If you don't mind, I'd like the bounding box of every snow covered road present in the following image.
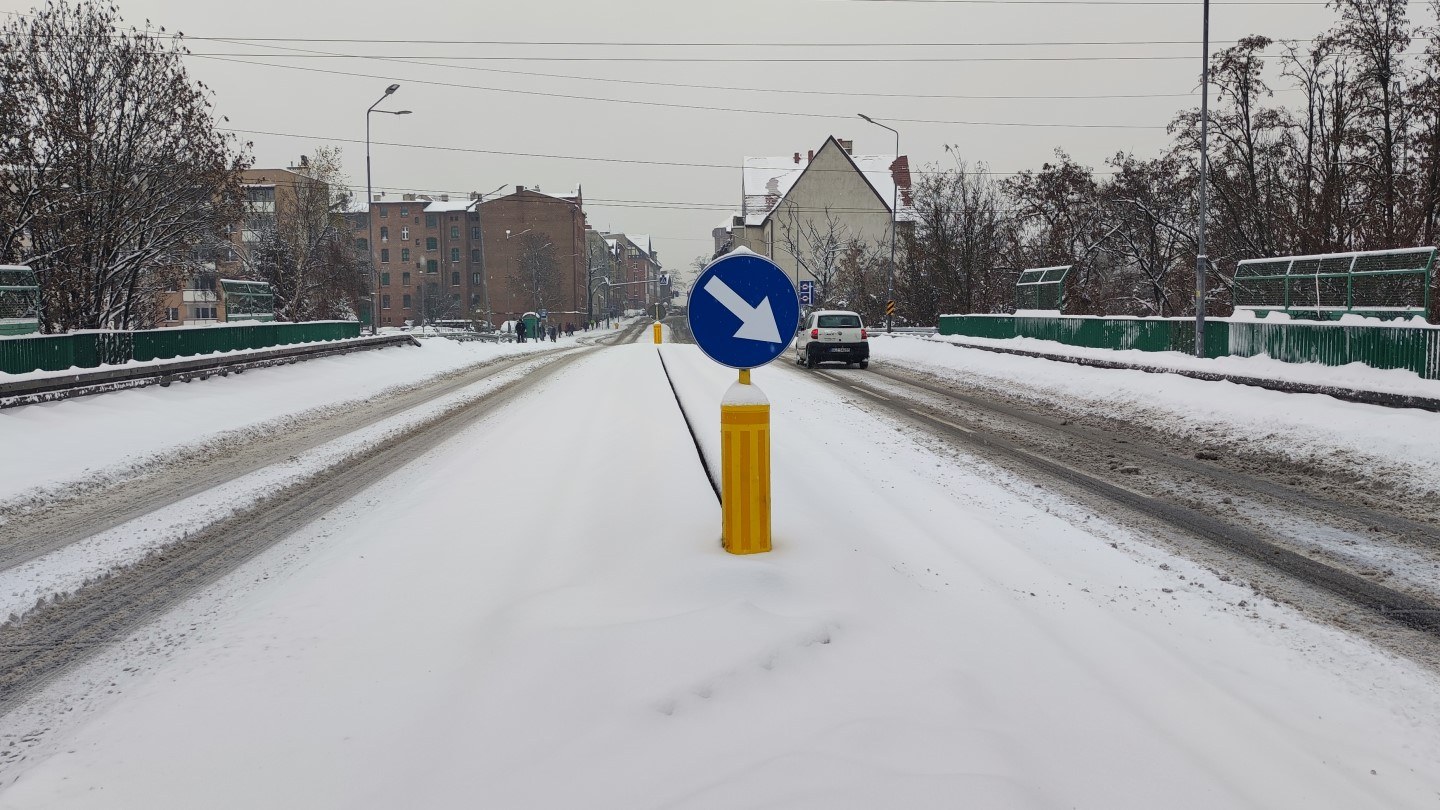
[1,341,1438,807]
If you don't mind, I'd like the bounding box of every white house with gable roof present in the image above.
[715,135,913,309]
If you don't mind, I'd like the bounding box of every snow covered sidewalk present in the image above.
[1,344,1438,808]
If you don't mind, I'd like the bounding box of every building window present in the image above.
[426,259,438,273]
[469,227,480,240]
[379,207,388,218]
[401,248,411,262]
[426,237,438,251]
[380,271,391,285]
[167,307,179,322]
[380,248,390,264]
[380,226,389,242]
[401,226,410,240]
[472,272,482,285]
[355,238,368,250]
[450,225,460,240]
[402,271,411,285]
[403,294,412,308]
[470,293,481,307]
[451,271,460,286]
[425,214,437,227]
[471,249,481,263]
[450,215,458,222]
[468,211,479,221]
[400,207,409,217]
[193,306,216,320]
[382,294,391,309]
[450,247,460,263]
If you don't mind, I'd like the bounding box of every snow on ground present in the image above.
[873,334,1440,496]
[0,352,565,621]
[0,329,607,511]
[932,331,1440,398]
[1,344,1438,808]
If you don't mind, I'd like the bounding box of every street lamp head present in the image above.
[395,110,412,115]
[857,113,875,123]
[385,83,400,95]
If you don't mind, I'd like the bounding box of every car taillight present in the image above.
[810,328,819,339]
[861,327,868,340]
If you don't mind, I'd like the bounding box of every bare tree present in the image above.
[241,147,365,321]
[510,232,561,314]
[0,1,249,332]
[774,204,854,309]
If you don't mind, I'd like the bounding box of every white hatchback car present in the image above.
[795,309,869,369]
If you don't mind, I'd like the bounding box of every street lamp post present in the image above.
[365,84,410,334]
[472,182,506,330]
[859,113,900,333]
[1194,0,1212,358]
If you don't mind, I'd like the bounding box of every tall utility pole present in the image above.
[365,84,410,334]
[859,113,900,333]
[1194,0,1212,358]
[472,182,506,329]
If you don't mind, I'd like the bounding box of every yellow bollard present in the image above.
[653,322,663,344]
[720,368,771,554]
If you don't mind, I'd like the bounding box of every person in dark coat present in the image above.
[516,320,527,343]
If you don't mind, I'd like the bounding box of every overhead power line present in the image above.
[223,126,1125,180]
[200,37,1207,102]
[188,52,1227,63]
[194,56,1167,129]
[179,36,1302,47]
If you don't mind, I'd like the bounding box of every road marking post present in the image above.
[688,249,799,556]
[721,369,770,554]
[653,322,663,344]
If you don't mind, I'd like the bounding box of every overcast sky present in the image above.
[2,0,1392,279]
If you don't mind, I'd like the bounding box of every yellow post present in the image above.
[653,322,663,344]
[720,369,771,554]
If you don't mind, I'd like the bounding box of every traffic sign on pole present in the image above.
[687,250,800,370]
[798,280,814,307]
[885,300,896,317]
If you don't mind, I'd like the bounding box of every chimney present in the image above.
[516,185,526,194]
[439,194,449,202]
[838,139,854,155]
[793,152,801,164]
[402,193,416,202]
[807,150,814,162]
[469,191,479,201]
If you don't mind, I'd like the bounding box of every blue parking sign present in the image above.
[687,251,800,369]
[799,280,814,306]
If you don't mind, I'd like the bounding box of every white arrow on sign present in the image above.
[703,276,783,343]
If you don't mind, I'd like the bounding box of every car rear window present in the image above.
[817,314,862,328]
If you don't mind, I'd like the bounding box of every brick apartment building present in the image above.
[359,192,488,328]
[605,233,662,315]
[475,186,590,330]
[358,185,593,331]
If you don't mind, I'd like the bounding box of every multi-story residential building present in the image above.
[476,186,589,330]
[360,192,487,328]
[605,233,663,315]
[717,135,913,308]
[161,161,325,327]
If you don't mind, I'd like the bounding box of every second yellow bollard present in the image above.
[653,322,663,344]
[720,368,771,554]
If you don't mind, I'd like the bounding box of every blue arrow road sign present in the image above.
[687,251,800,369]
[799,280,814,306]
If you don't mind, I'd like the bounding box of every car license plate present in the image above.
[831,347,850,353]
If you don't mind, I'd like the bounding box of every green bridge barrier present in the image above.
[0,321,360,375]
[938,314,1440,379]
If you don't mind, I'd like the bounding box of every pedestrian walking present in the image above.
[548,326,557,342]
[516,320,527,343]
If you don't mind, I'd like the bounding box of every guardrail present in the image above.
[937,314,1440,379]
[0,332,417,409]
[0,321,361,376]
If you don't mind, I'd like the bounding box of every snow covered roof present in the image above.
[423,199,477,213]
[742,138,914,227]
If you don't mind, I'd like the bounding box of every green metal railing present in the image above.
[0,321,360,375]
[1232,247,1434,320]
[938,314,1440,379]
